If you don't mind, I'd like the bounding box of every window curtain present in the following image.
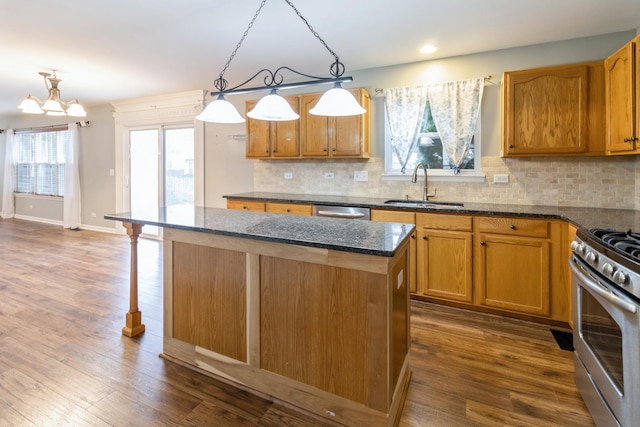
[427,77,484,173]
[1,129,16,218]
[64,123,81,229]
[383,85,429,173]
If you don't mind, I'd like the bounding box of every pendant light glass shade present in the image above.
[309,83,366,116]
[196,94,245,123]
[247,90,299,121]
[66,101,87,117]
[18,96,44,114]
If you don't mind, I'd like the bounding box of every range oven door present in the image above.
[571,256,640,427]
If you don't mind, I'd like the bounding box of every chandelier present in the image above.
[18,71,87,117]
[196,0,366,124]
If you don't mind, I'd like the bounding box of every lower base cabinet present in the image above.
[416,213,473,303]
[413,212,569,324]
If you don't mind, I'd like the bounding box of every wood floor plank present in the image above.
[0,218,594,426]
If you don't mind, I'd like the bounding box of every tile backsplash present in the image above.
[254,156,639,209]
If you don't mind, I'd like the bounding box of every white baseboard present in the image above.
[9,215,121,235]
[14,214,63,226]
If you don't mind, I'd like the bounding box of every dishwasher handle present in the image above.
[316,210,366,219]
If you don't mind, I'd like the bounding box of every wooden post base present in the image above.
[122,310,145,337]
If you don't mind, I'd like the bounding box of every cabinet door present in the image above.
[245,99,271,158]
[503,64,589,155]
[417,228,473,303]
[371,209,417,293]
[332,89,371,157]
[476,233,550,316]
[605,41,637,154]
[271,97,301,158]
[300,93,330,156]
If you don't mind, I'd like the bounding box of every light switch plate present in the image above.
[354,170,368,182]
[284,172,293,180]
[494,174,509,184]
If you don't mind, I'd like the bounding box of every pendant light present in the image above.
[18,71,87,117]
[197,0,366,124]
[246,89,299,121]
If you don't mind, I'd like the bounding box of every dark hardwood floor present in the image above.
[0,218,594,426]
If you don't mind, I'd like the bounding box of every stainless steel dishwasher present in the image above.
[313,205,371,220]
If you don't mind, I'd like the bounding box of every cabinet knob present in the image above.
[480,241,486,246]
[509,144,514,148]
[332,148,336,152]
[411,235,416,239]
[510,224,516,230]
[624,138,631,143]
[423,236,428,240]
[286,209,291,213]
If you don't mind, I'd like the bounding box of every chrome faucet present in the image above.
[411,162,436,201]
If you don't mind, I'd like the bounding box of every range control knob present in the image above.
[612,270,628,286]
[585,251,598,265]
[602,262,614,277]
[570,241,585,255]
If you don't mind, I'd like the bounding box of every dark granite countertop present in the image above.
[224,191,640,232]
[105,205,414,257]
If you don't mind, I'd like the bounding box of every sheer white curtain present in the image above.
[64,123,81,229]
[383,85,429,173]
[1,129,16,218]
[427,77,484,173]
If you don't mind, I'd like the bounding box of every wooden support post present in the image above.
[122,222,145,337]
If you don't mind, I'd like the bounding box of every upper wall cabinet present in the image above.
[246,96,300,158]
[605,35,640,155]
[300,88,371,158]
[245,88,371,160]
[502,61,605,156]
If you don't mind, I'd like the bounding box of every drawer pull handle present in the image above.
[510,225,516,230]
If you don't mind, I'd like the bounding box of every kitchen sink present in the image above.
[383,199,464,209]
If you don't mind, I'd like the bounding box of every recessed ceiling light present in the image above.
[420,44,437,54]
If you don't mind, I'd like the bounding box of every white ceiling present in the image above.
[2,0,639,119]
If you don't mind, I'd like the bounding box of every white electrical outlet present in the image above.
[354,170,368,182]
[284,172,293,180]
[494,174,509,184]
[324,172,335,179]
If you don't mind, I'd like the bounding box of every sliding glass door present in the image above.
[128,126,194,237]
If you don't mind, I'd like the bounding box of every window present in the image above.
[385,101,479,175]
[14,127,68,196]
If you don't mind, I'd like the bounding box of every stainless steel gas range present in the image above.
[570,228,640,427]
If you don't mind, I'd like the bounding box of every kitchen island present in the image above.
[105,205,414,427]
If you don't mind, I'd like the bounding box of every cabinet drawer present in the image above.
[227,200,266,212]
[371,209,415,224]
[266,202,312,216]
[476,217,549,238]
[417,213,472,231]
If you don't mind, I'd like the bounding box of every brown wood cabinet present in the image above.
[502,61,605,156]
[245,96,301,158]
[416,213,473,303]
[226,199,265,211]
[371,209,417,293]
[244,88,371,160]
[300,88,371,158]
[265,202,312,216]
[605,35,640,154]
[475,217,551,316]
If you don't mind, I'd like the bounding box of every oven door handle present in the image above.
[571,259,638,314]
